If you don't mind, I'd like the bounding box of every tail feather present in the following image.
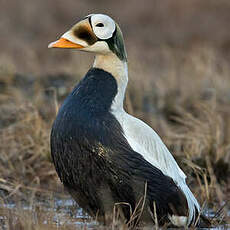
[198,213,212,227]
[178,182,200,225]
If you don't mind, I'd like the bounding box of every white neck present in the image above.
[93,53,128,112]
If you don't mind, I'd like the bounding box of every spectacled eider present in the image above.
[48,14,200,227]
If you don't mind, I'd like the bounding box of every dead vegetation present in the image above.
[0,45,229,229]
[0,0,230,229]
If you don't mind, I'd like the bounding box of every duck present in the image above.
[48,14,200,227]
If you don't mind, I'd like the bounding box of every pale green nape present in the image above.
[106,23,127,62]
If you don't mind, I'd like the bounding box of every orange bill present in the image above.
[48,38,85,49]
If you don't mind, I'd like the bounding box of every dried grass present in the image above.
[0,0,230,228]
[0,47,229,228]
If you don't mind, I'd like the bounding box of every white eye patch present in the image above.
[91,14,116,40]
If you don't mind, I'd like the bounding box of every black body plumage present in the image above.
[50,68,187,225]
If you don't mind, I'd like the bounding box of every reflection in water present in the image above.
[0,194,229,229]
[0,194,97,229]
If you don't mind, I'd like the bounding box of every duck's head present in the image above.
[48,14,127,62]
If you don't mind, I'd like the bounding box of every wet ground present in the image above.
[0,193,229,230]
[0,194,94,229]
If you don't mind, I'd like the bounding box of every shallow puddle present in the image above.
[0,193,97,229]
[0,193,229,229]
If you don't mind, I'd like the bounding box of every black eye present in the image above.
[96,23,104,27]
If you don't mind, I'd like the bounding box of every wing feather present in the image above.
[112,111,200,225]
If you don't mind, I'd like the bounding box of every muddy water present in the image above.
[0,194,97,229]
[0,194,229,229]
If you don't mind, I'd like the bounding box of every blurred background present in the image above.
[0,0,230,229]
